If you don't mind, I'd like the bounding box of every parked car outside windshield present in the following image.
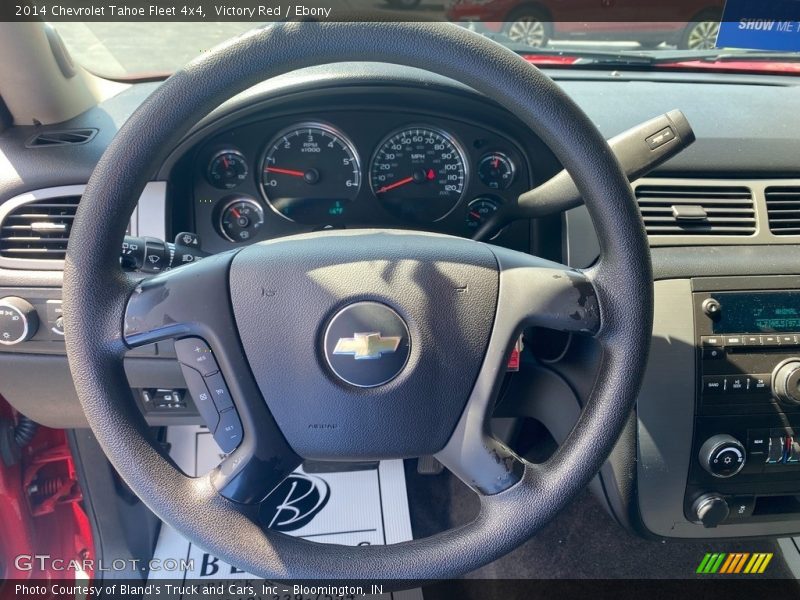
[52,7,800,80]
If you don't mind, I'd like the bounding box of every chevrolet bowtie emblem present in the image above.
[332,332,402,360]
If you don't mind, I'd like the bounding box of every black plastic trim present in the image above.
[652,246,800,281]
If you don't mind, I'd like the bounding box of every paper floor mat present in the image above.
[148,426,422,599]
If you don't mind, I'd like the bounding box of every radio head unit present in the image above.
[705,291,800,335]
[686,289,800,528]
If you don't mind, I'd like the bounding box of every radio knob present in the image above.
[699,434,746,478]
[702,298,722,318]
[0,297,39,345]
[773,359,800,405]
[692,493,730,528]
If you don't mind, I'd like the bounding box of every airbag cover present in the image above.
[229,230,498,459]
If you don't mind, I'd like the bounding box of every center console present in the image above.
[686,289,800,527]
[633,275,800,539]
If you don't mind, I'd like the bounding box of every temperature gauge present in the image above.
[466,197,501,233]
[218,197,265,243]
[208,150,249,190]
[477,152,515,190]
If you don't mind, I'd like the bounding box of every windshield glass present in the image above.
[54,23,258,77]
[51,8,800,79]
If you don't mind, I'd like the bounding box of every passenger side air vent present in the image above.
[25,128,97,148]
[765,187,800,236]
[0,195,80,260]
[635,184,756,236]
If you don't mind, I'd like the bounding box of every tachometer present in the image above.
[370,126,468,222]
[260,123,361,223]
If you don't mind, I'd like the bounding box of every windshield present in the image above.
[51,8,800,79]
[54,23,258,77]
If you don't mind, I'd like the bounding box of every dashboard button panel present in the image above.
[215,409,244,453]
[747,429,769,456]
[205,371,234,412]
[175,337,219,376]
[175,337,244,453]
[180,363,221,432]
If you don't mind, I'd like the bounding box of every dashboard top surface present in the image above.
[3,63,800,204]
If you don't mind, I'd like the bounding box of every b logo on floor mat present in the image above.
[261,473,330,531]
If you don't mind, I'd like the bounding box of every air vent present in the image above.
[0,196,80,260]
[765,187,800,236]
[26,128,97,148]
[635,184,756,236]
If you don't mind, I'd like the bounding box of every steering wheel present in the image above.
[63,22,652,578]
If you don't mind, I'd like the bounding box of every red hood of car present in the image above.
[520,54,581,66]
[520,54,800,74]
[657,59,800,74]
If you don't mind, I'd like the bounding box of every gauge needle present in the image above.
[376,176,414,194]
[231,207,241,219]
[266,166,305,177]
[377,168,436,194]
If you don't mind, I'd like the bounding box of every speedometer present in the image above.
[370,126,468,222]
[260,123,361,223]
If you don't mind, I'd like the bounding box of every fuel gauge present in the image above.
[218,197,264,243]
[478,152,515,190]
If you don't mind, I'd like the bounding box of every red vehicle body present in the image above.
[446,0,725,49]
[0,398,94,584]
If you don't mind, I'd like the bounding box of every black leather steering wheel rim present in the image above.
[63,21,652,579]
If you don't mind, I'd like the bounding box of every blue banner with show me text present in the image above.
[717,0,800,51]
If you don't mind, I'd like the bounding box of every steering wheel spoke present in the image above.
[123,252,301,504]
[436,247,600,494]
[492,246,600,336]
[124,251,234,347]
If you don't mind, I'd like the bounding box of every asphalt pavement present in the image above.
[54,1,450,76]
[53,1,650,79]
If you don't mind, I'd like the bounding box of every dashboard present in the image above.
[196,116,527,240]
[168,87,553,254]
[3,63,800,544]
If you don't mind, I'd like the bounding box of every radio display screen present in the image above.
[711,291,800,334]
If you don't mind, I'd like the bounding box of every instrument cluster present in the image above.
[189,109,533,252]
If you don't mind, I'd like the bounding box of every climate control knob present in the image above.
[0,297,39,345]
[699,434,746,478]
[773,359,800,405]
